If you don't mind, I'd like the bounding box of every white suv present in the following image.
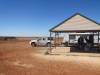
[29,37,54,47]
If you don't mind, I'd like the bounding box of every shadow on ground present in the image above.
[70,47,100,53]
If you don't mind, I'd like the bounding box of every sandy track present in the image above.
[0,40,100,75]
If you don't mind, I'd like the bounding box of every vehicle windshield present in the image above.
[48,37,53,40]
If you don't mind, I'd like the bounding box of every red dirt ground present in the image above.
[0,40,100,75]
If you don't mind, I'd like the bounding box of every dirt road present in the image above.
[0,40,100,75]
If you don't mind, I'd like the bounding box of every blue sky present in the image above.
[0,0,100,36]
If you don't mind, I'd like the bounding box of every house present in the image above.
[49,13,100,53]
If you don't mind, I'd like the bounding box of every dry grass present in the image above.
[0,40,100,75]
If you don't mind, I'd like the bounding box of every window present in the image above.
[69,35,75,39]
[48,37,53,40]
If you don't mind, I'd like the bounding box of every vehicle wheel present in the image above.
[31,42,36,47]
[47,43,51,47]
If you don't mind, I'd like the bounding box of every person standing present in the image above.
[78,36,85,50]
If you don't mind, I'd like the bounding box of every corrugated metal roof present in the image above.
[50,13,100,32]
